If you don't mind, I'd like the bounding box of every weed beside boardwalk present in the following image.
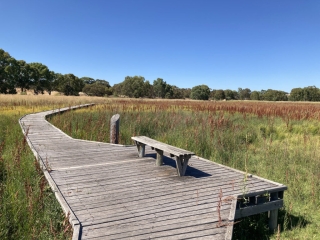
[49,99,320,239]
[0,95,106,240]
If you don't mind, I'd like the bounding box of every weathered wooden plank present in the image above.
[57,173,270,201]
[57,174,270,201]
[81,214,230,239]
[60,178,277,207]
[69,184,275,221]
[235,199,283,219]
[132,136,195,156]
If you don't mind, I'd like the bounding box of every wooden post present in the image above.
[110,114,120,144]
[155,149,163,166]
[268,192,279,232]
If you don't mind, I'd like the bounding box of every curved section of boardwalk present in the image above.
[20,105,286,239]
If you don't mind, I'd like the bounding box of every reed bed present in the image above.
[49,98,320,239]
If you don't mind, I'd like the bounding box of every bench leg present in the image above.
[155,149,163,166]
[135,142,145,157]
[268,192,279,232]
[175,156,190,176]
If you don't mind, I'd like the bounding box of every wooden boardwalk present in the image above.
[19,105,287,240]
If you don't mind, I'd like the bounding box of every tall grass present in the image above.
[0,95,107,239]
[49,99,320,239]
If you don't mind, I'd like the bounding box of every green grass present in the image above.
[49,99,320,239]
[0,95,108,239]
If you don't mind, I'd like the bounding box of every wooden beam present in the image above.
[235,199,283,219]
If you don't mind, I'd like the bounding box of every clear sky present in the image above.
[1,0,319,92]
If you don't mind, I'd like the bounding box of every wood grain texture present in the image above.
[20,105,287,239]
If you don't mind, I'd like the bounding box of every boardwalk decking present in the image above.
[19,105,287,240]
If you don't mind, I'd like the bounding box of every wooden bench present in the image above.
[131,136,195,176]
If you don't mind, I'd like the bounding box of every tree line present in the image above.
[1,48,319,101]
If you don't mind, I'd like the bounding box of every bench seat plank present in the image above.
[132,136,195,157]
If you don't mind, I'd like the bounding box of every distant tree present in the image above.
[82,79,112,96]
[250,91,260,100]
[153,78,167,98]
[289,86,320,101]
[289,88,303,101]
[45,71,56,95]
[232,90,239,100]
[29,63,51,94]
[112,83,122,96]
[55,73,84,96]
[190,85,210,100]
[0,49,16,94]
[114,76,146,98]
[164,84,174,99]
[80,77,95,85]
[15,60,32,93]
[210,89,216,99]
[303,86,320,101]
[181,88,191,99]
[214,89,225,100]
[238,88,251,100]
[171,85,184,99]
[144,80,153,98]
[262,89,288,101]
[224,89,235,100]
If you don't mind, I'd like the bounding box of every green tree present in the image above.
[153,78,167,98]
[55,73,84,96]
[250,91,260,100]
[303,86,320,101]
[210,89,216,99]
[214,89,225,100]
[232,90,239,100]
[164,84,174,99]
[262,89,288,101]
[15,60,32,93]
[80,77,95,85]
[114,76,146,98]
[29,63,51,94]
[190,85,210,100]
[171,86,184,99]
[0,49,17,94]
[289,86,320,101]
[224,89,235,100]
[144,80,153,98]
[181,88,191,99]
[289,88,303,101]
[82,79,112,97]
[238,88,251,100]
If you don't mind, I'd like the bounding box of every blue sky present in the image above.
[1,0,319,92]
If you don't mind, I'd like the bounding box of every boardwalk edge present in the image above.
[18,104,96,240]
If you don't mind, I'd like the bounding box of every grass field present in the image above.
[1,95,320,239]
[0,95,106,240]
[49,98,320,240]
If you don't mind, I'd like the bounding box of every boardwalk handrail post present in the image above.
[110,114,120,144]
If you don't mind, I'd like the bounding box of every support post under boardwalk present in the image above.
[269,192,279,232]
[110,114,120,144]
